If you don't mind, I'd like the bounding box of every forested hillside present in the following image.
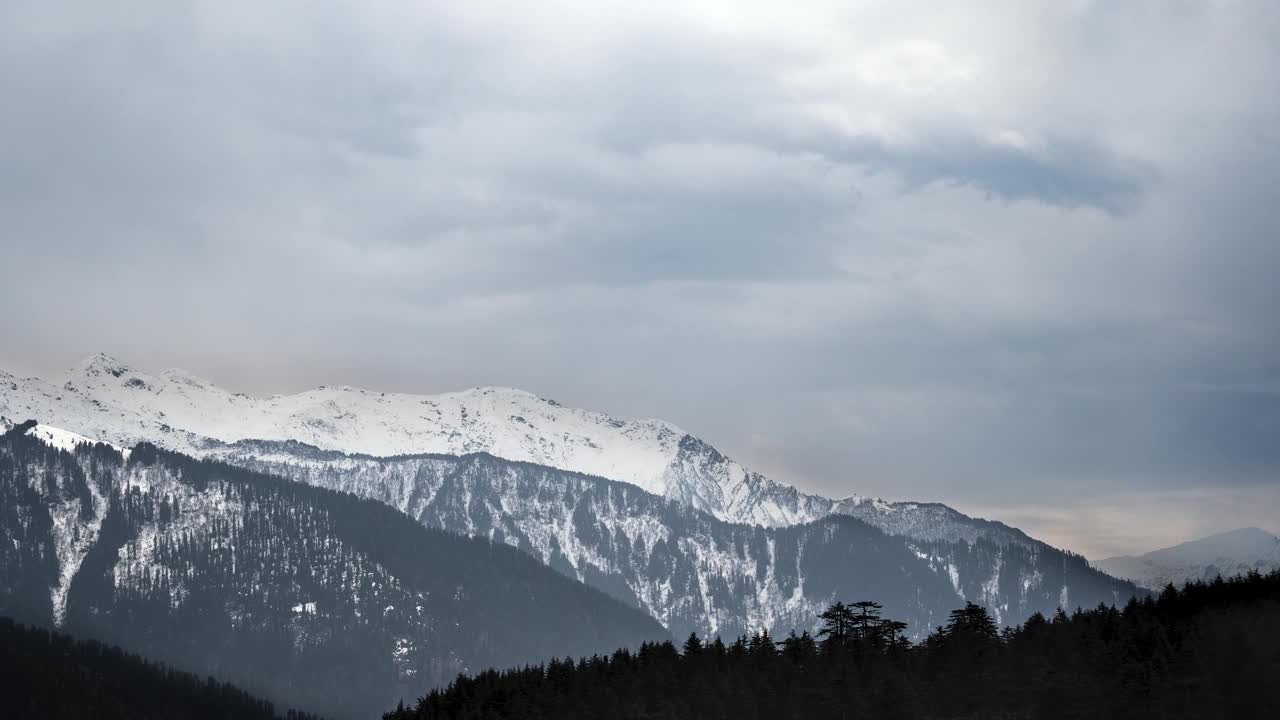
[0,617,319,720]
[0,425,666,719]
[389,571,1280,720]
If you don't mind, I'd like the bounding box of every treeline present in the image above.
[388,570,1280,719]
[0,617,320,720]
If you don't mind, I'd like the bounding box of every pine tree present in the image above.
[817,601,855,646]
[943,602,999,641]
[850,600,884,642]
[682,632,703,657]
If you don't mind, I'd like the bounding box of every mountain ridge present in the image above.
[1,354,1032,547]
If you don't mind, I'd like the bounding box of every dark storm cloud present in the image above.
[0,0,1277,556]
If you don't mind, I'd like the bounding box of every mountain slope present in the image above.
[1,354,1037,544]
[212,439,1141,637]
[0,617,320,720]
[1096,527,1280,590]
[0,423,666,719]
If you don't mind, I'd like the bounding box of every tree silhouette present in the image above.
[881,619,910,647]
[681,632,703,657]
[817,601,854,646]
[850,600,884,642]
[942,602,999,641]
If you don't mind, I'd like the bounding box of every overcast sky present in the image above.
[2,0,1277,558]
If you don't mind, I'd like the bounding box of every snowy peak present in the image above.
[11,355,699,499]
[65,354,183,398]
[19,353,833,525]
[74,352,133,379]
[69,353,162,393]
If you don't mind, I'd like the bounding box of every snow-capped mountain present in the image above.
[1095,528,1280,591]
[1,354,1142,640]
[0,422,664,719]
[1,354,1025,545]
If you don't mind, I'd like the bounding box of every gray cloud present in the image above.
[1,0,1277,555]
[835,133,1150,213]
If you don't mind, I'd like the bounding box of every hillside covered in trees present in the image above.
[388,571,1280,720]
[0,617,319,720]
[0,424,666,719]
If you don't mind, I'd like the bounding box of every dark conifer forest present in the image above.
[0,617,320,720]
[387,570,1280,720]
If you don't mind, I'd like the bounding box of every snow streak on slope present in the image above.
[46,454,106,626]
[47,472,103,626]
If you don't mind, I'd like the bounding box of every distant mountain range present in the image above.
[1096,527,1280,591]
[1,355,1144,652]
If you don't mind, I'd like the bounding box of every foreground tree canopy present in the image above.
[388,570,1279,720]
